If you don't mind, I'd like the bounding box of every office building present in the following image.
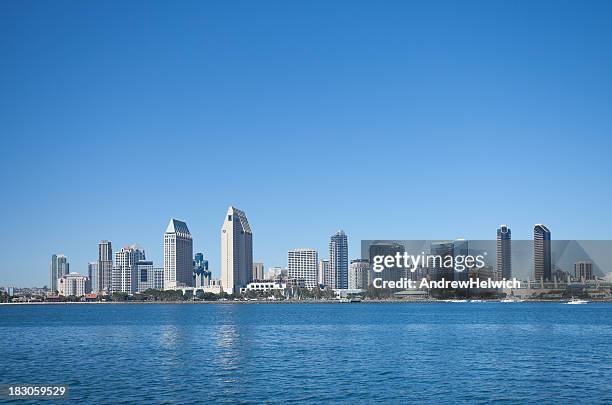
[136,261,164,292]
[534,224,552,281]
[193,253,211,287]
[88,262,98,293]
[288,249,318,290]
[57,273,88,297]
[329,230,349,289]
[50,254,69,293]
[575,261,593,281]
[496,225,512,280]
[112,245,146,293]
[164,219,194,289]
[221,207,253,294]
[319,259,329,286]
[253,262,264,281]
[98,240,113,293]
[349,259,370,289]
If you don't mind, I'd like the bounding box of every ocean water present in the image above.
[1,302,611,404]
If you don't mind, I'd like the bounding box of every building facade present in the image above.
[164,219,193,289]
[534,224,552,281]
[112,245,146,293]
[221,207,253,294]
[575,261,593,281]
[349,259,370,290]
[319,259,329,286]
[193,253,211,288]
[496,225,512,280]
[253,262,264,281]
[98,240,113,293]
[329,230,349,289]
[88,262,98,293]
[50,254,69,293]
[136,261,164,292]
[57,273,88,297]
[288,249,318,290]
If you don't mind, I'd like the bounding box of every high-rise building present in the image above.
[349,259,370,290]
[574,261,593,281]
[329,230,349,289]
[534,224,552,281]
[288,249,318,290]
[88,262,98,293]
[496,225,512,280]
[50,254,69,293]
[319,259,330,286]
[98,240,113,293]
[57,273,88,297]
[453,239,469,282]
[193,253,211,287]
[253,262,264,281]
[164,219,193,289]
[112,245,146,293]
[221,207,253,294]
[136,261,164,292]
[430,242,454,281]
[369,243,406,284]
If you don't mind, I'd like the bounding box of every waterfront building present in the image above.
[98,240,113,293]
[253,262,264,281]
[193,253,211,287]
[288,249,318,290]
[575,261,593,281]
[240,281,286,294]
[534,224,552,281]
[221,207,253,294]
[136,261,164,292]
[164,219,194,289]
[57,273,88,297]
[329,230,349,289]
[319,259,329,286]
[50,254,69,294]
[88,262,98,293]
[496,225,512,280]
[349,259,370,289]
[112,245,146,293]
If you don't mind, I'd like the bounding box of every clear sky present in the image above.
[1,0,611,286]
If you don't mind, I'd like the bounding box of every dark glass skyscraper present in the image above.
[329,230,349,289]
[496,225,512,280]
[534,224,551,281]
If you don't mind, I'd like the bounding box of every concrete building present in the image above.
[57,273,88,297]
[575,261,593,281]
[164,219,193,289]
[329,231,349,289]
[349,259,370,290]
[253,262,264,281]
[288,249,318,290]
[98,240,113,293]
[136,261,164,292]
[221,207,253,294]
[112,245,146,293]
[534,224,552,281]
[319,259,329,286]
[87,262,98,293]
[50,254,69,294]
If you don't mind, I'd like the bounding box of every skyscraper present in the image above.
[50,254,69,293]
[319,259,330,286]
[221,207,253,294]
[252,262,264,281]
[288,249,318,290]
[98,240,113,293]
[534,224,552,281]
[193,253,211,287]
[329,230,349,289]
[349,259,370,290]
[136,261,164,292]
[368,243,405,284]
[164,219,193,289]
[112,245,146,293]
[496,225,512,280]
[88,262,98,293]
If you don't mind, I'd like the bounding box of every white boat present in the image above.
[565,298,588,305]
[501,298,524,303]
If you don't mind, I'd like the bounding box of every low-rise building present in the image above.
[58,273,88,297]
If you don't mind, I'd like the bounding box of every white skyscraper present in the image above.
[164,219,193,289]
[98,240,113,293]
[288,249,318,290]
[50,254,69,294]
[112,245,146,293]
[221,206,253,295]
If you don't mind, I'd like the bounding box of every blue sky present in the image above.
[1,0,611,286]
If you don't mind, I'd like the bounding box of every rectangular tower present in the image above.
[221,207,253,295]
[164,219,193,289]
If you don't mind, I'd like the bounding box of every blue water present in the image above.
[1,303,611,404]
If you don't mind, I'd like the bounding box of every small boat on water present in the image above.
[564,297,588,305]
[501,298,524,303]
